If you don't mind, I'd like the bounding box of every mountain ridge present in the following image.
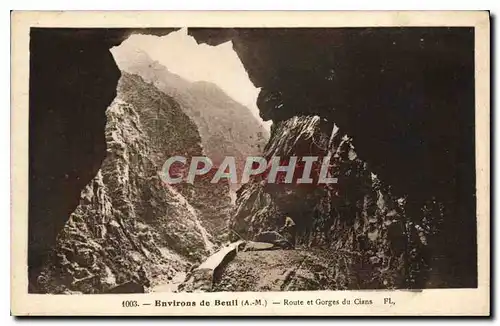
[36,72,231,293]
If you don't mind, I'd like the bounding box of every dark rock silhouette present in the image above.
[231,116,441,289]
[36,73,228,293]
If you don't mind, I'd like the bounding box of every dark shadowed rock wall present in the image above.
[189,28,477,288]
[36,73,225,293]
[29,27,476,289]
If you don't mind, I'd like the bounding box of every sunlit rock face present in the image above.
[231,116,445,289]
[37,73,230,293]
[29,27,476,291]
[111,47,269,195]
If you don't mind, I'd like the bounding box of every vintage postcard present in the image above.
[10,11,490,316]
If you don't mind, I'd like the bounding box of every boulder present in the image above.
[254,231,292,249]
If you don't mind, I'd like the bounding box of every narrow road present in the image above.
[212,248,349,292]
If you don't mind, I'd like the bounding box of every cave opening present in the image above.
[110,28,272,202]
[28,27,477,293]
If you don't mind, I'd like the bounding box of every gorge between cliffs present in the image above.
[28,27,477,293]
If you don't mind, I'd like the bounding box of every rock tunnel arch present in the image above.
[28,27,476,290]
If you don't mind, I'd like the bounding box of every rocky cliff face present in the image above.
[36,73,230,293]
[190,28,477,288]
[29,28,477,290]
[231,116,444,289]
[111,48,269,182]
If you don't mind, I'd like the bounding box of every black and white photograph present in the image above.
[10,10,490,316]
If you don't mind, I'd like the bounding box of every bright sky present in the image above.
[118,28,270,130]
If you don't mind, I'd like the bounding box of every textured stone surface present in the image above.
[112,47,269,204]
[212,249,352,292]
[29,28,476,290]
[189,28,476,288]
[36,73,230,293]
[230,116,444,289]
